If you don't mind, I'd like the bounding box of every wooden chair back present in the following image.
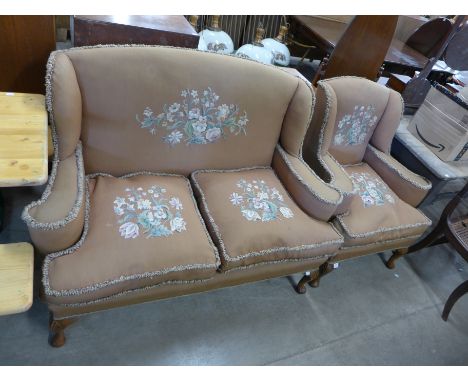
[315,15,398,84]
[405,17,453,58]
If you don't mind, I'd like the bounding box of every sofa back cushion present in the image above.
[53,46,301,176]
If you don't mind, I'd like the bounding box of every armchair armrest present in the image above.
[22,142,85,255]
[320,154,356,214]
[272,144,343,221]
[364,145,432,207]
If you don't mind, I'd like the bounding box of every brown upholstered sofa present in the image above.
[22,46,431,347]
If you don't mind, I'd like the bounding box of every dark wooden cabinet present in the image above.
[73,15,199,48]
[0,16,56,94]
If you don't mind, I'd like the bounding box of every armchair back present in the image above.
[48,46,313,176]
[304,76,403,166]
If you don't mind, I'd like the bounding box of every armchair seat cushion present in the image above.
[44,173,220,303]
[334,163,431,248]
[191,167,343,271]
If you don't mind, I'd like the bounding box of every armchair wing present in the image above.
[364,145,432,207]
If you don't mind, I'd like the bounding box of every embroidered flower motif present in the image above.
[119,222,139,239]
[136,87,248,146]
[113,185,187,239]
[350,172,395,208]
[231,179,294,222]
[333,105,379,146]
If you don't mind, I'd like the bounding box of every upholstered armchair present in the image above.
[22,46,350,346]
[301,76,432,286]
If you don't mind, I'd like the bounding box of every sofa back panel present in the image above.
[63,46,299,176]
[323,77,391,165]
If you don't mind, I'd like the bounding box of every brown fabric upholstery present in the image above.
[58,46,301,176]
[191,167,343,271]
[272,145,342,221]
[23,144,85,255]
[23,47,355,314]
[364,145,431,207]
[50,53,82,160]
[48,255,328,316]
[302,76,431,261]
[44,173,219,303]
[334,163,431,247]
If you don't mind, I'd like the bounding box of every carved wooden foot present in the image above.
[386,248,409,269]
[308,262,335,288]
[48,313,75,348]
[295,272,312,294]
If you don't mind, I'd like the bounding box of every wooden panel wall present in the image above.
[0,16,56,94]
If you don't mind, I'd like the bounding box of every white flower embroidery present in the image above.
[333,105,379,146]
[350,172,395,208]
[169,197,183,210]
[165,130,184,145]
[170,217,187,232]
[119,222,139,239]
[136,87,248,146]
[230,192,243,205]
[231,179,294,222]
[114,185,187,238]
[280,207,294,219]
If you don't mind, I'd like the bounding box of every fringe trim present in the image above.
[190,166,343,268]
[42,172,221,298]
[275,144,342,206]
[334,211,432,239]
[21,142,85,230]
[367,145,432,190]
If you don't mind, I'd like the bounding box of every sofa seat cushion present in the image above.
[334,163,431,248]
[44,173,220,302]
[191,167,343,271]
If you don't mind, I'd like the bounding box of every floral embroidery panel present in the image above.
[230,179,294,222]
[136,88,249,146]
[114,186,187,239]
[350,172,395,208]
[333,105,378,146]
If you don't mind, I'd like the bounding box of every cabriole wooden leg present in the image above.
[295,271,313,294]
[48,312,75,348]
[386,248,409,269]
[308,262,336,288]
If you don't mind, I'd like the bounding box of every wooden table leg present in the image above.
[442,280,468,321]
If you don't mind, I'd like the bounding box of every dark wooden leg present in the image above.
[48,312,75,348]
[386,219,447,269]
[442,280,468,321]
[295,271,314,294]
[308,262,336,288]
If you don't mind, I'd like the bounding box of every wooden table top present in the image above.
[293,16,429,70]
[0,243,34,316]
[0,92,48,187]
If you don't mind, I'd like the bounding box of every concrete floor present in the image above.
[0,181,467,365]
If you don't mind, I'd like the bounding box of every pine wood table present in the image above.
[0,243,34,316]
[0,92,48,187]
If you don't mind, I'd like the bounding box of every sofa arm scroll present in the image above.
[22,142,86,255]
[272,145,343,221]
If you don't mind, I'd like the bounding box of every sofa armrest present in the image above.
[22,142,85,255]
[272,145,343,221]
[364,145,432,207]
